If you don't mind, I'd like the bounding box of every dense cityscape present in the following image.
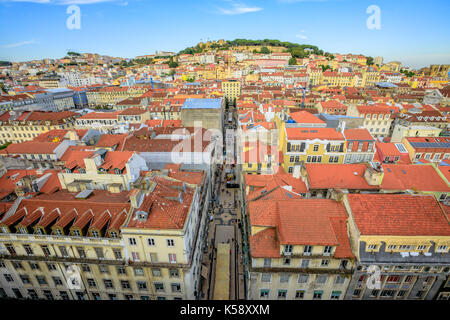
[0,37,449,304]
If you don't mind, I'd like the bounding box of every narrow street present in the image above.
[199,99,245,300]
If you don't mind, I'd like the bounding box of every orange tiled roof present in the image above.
[347,194,450,236]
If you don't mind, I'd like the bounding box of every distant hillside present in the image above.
[178,39,324,58]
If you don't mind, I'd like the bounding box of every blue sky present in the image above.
[0,0,449,69]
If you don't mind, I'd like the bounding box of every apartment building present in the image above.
[402,137,450,164]
[343,193,450,300]
[246,199,355,300]
[58,149,148,193]
[282,127,347,173]
[0,111,78,144]
[347,105,393,138]
[343,128,376,164]
[222,80,241,101]
[0,169,210,300]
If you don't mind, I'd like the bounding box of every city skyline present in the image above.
[0,0,449,68]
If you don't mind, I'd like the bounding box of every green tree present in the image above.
[288,57,297,65]
[260,46,271,54]
[366,56,374,65]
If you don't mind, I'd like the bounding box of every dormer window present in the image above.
[91,230,100,238]
[0,227,8,233]
[78,168,86,174]
[72,229,81,237]
[53,228,63,236]
[110,231,118,238]
[35,228,44,235]
[114,168,122,174]
[18,227,27,234]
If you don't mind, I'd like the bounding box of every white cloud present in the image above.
[1,39,38,48]
[296,31,308,39]
[217,1,262,15]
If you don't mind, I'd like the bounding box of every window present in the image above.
[5,244,16,255]
[284,245,293,253]
[108,294,117,300]
[323,246,332,255]
[4,274,14,282]
[353,289,361,297]
[28,289,38,300]
[387,275,401,283]
[171,283,181,293]
[72,229,81,237]
[41,245,51,256]
[316,275,328,284]
[263,258,271,268]
[91,230,100,238]
[283,258,291,265]
[303,245,312,255]
[36,275,47,285]
[13,262,23,270]
[169,253,177,263]
[129,238,137,246]
[117,267,126,275]
[313,290,323,300]
[313,145,319,152]
[94,247,104,259]
[47,263,56,271]
[121,280,131,289]
[103,279,114,289]
[154,282,164,292]
[321,259,330,266]
[170,269,179,278]
[140,295,150,300]
[397,290,407,298]
[367,244,378,250]
[437,245,448,252]
[87,278,97,287]
[23,245,34,255]
[132,252,140,261]
[279,274,290,283]
[99,265,110,274]
[298,274,308,283]
[380,290,395,298]
[148,238,155,246]
[335,275,346,284]
[295,290,305,299]
[167,239,175,247]
[301,259,310,268]
[29,262,40,270]
[260,289,269,298]
[53,276,63,286]
[138,281,148,290]
[59,246,69,258]
[261,273,271,282]
[43,290,54,300]
[20,274,30,284]
[330,291,341,300]
[125,295,134,300]
[134,267,144,276]
[277,290,287,299]
[82,264,91,273]
[113,249,122,260]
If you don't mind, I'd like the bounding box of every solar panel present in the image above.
[75,189,93,199]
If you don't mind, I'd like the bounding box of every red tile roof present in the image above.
[347,194,450,236]
[290,111,325,124]
[306,164,380,190]
[381,164,450,192]
[344,128,374,141]
[286,127,345,140]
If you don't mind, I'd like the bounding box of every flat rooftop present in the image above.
[182,98,222,109]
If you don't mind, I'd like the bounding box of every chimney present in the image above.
[363,162,384,186]
[129,188,143,208]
